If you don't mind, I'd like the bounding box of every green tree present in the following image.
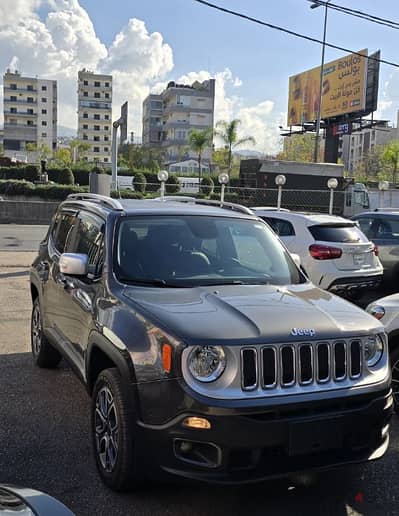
[276,133,320,163]
[70,140,91,163]
[354,145,383,182]
[188,128,213,183]
[54,148,72,167]
[26,142,51,160]
[382,140,399,185]
[215,119,255,176]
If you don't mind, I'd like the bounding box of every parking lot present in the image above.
[0,234,399,515]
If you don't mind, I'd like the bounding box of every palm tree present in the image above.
[188,128,213,185]
[215,119,256,176]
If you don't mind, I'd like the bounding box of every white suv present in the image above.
[253,208,383,298]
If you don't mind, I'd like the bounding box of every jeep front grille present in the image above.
[241,340,362,391]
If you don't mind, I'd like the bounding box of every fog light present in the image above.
[182,416,211,430]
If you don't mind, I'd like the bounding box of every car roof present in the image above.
[353,210,399,217]
[252,209,353,226]
[60,196,257,221]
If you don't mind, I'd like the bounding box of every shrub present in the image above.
[0,179,87,200]
[165,174,180,194]
[58,167,75,185]
[200,176,214,196]
[91,165,104,174]
[132,172,146,193]
[25,164,40,181]
[110,190,143,199]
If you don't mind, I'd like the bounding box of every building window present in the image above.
[10,96,17,101]
[83,91,88,97]
[41,97,47,103]
[42,121,47,126]
[104,147,109,152]
[94,92,100,98]
[27,85,34,91]
[104,157,109,162]
[94,136,100,141]
[104,136,109,141]
[27,120,34,126]
[94,125,100,131]
[27,109,34,114]
[10,107,17,113]
[27,97,34,103]
[83,113,88,118]
[94,81,100,87]
[41,85,47,91]
[42,132,47,137]
[42,109,47,114]
[104,114,109,120]
[83,80,88,86]
[104,126,109,131]
[94,114,100,120]
[105,93,110,99]
[83,134,88,140]
[93,147,100,153]
[9,84,17,90]
[105,82,110,87]
[83,124,88,129]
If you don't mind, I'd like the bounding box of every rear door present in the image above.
[260,216,297,250]
[307,223,377,271]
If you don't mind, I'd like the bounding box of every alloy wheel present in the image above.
[95,386,119,473]
[32,304,42,356]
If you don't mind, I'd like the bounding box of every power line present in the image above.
[310,1,399,29]
[192,0,399,68]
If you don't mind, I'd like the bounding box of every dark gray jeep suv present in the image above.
[30,194,392,491]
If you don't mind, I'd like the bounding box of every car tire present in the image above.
[91,368,146,491]
[31,298,62,368]
[390,346,399,415]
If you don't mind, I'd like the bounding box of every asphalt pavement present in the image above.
[1,241,399,515]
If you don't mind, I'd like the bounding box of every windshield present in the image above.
[115,215,305,287]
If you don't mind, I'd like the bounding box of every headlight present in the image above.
[364,335,384,367]
[369,305,385,320]
[188,345,226,382]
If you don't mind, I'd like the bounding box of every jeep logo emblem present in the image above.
[291,328,316,337]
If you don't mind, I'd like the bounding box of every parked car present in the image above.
[0,484,74,515]
[367,293,399,412]
[30,194,392,491]
[352,209,399,289]
[252,208,382,298]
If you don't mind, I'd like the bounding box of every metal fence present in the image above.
[131,182,346,215]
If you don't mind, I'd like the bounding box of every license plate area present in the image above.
[353,253,365,266]
[289,418,343,456]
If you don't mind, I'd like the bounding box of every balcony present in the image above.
[4,111,37,117]
[4,122,37,128]
[4,86,37,93]
[4,98,37,105]
[78,102,111,110]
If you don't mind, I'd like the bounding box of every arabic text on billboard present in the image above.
[287,49,367,126]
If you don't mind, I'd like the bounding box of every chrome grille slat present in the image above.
[241,339,363,391]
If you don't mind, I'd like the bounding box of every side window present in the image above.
[52,211,76,253]
[261,217,295,237]
[355,217,374,238]
[67,211,105,275]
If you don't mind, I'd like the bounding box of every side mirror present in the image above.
[290,253,301,268]
[59,253,88,276]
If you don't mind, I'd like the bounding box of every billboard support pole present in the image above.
[313,0,330,163]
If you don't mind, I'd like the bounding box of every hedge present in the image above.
[0,180,87,200]
[0,165,39,182]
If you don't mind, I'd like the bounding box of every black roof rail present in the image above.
[155,196,254,216]
[66,193,123,211]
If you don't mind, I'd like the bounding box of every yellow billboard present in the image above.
[287,49,368,126]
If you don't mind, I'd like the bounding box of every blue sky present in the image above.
[1,0,399,151]
[78,0,399,118]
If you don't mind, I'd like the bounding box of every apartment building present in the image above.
[340,112,399,174]
[142,79,215,164]
[3,70,57,159]
[77,70,112,164]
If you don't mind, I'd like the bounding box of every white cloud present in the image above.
[0,0,282,153]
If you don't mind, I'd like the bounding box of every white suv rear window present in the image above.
[308,224,369,243]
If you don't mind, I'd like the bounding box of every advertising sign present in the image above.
[287,49,368,125]
[332,121,352,136]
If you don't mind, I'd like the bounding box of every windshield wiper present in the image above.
[119,277,187,288]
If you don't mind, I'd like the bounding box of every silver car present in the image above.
[352,210,399,288]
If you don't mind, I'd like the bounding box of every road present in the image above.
[0,250,398,516]
[0,224,48,251]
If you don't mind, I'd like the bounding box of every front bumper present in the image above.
[136,388,393,484]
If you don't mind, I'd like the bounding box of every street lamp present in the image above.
[275,174,286,211]
[218,172,229,206]
[158,170,169,200]
[378,180,389,209]
[309,0,331,163]
[327,177,338,215]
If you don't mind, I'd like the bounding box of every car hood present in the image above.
[122,283,382,345]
